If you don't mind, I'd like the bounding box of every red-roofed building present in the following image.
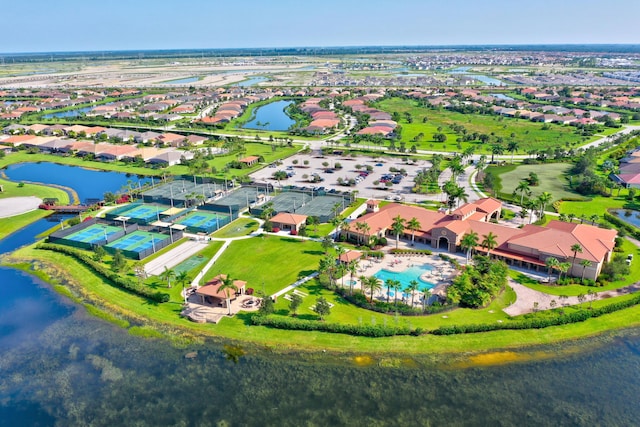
[195,274,246,309]
[271,212,308,233]
[341,200,615,280]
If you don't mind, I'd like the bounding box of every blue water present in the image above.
[374,263,434,290]
[490,93,515,100]
[237,76,268,87]
[448,66,472,73]
[160,76,199,85]
[242,100,295,131]
[611,209,640,229]
[4,163,150,204]
[467,74,505,86]
[42,106,93,119]
[0,216,63,255]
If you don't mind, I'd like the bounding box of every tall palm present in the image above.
[347,260,358,295]
[406,217,421,246]
[363,276,382,302]
[408,280,419,307]
[507,140,519,164]
[385,278,394,303]
[391,280,402,306]
[454,186,469,208]
[176,271,190,303]
[219,275,239,315]
[589,214,599,225]
[558,262,572,280]
[354,222,366,245]
[537,192,553,218]
[570,243,583,270]
[515,180,531,206]
[580,259,592,283]
[360,222,371,247]
[391,215,406,250]
[460,231,479,263]
[160,267,176,289]
[545,257,560,281]
[481,232,498,256]
[490,144,504,163]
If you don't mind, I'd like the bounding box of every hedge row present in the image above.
[432,292,640,335]
[251,314,414,337]
[38,243,170,303]
[389,248,433,255]
[604,212,640,240]
[340,290,450,316]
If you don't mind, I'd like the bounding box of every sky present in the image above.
[2,0,640,53]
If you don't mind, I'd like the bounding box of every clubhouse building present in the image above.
[341,198,617,281]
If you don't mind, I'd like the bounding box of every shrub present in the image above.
[37,243,170,303]
[251,314,412,337]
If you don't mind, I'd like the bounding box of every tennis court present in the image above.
[176,211,231,233]
[65,224,121,244]
[115,204,169,224]
[106,230,166,254]
[262,192,349,222]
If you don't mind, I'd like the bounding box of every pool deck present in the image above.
[342,248,463,305]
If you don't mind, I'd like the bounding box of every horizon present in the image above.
[4,43,640,57]
[1,0,639,54]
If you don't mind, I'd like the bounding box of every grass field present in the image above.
[374,98,600,153]
[211,217,260,238]
[488,162,585,202]
[9,243,640,355]
[202,236,323,295]
[0,177,71,240]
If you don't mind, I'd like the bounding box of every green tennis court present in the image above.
[65,224,121,244]
[173,254,208,274]
[176,211,231,233]
[106,230,166,254]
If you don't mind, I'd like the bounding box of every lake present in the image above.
[3,162,150,203]
[42,106,93,119]
[242,100,295,131]
[237,76,268,87]
[159,76,200,85]
[446,67,506,86]
[490,93,515,101]
[611,209,640,229]
[2,167,640,425]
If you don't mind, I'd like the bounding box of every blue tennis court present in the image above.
[106,230,166,254]
[65,224,121,244]
[177,211,230,233]
[116,204,169,224]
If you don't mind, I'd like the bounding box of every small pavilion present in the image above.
[195,274,246,308]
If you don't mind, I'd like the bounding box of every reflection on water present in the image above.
[2,264,640,425]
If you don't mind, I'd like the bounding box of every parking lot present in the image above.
[250,152,444,203]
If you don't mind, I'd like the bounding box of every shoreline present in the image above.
[5,254,640,360]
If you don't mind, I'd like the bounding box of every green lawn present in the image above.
[0,178,71,240]
[202,236,323,295]
[211,217,260,238]
[374,98,597,154]
[8,243,640,355]
[489,162,586,202]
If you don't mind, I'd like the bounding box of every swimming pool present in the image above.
[374,264,435,291]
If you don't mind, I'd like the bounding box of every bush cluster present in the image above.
[604,212,640,240]
[251,314,412,337]
[342,290,449,316]
[432,293,640,335]
[389,248,433,255]
[38,243,170,303]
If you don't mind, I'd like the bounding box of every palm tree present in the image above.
[160,267,176,289]
[514,180,531,206]
[385,278,394,303]
[391,215,406,250]
[360,222,371,247]
[363,276,382,302]
[580,259,592,283]
[481,232,498,256]
[589,214,599,225]
[558,262,572,280]
[545,257,560,281]
[460,231,479,263]
[391,280,402,306]
[507,140,519,164]
[176,271,190,303]
[537,192,553,218]
[570,243,583,270]
[219,275,239,315]
[347,260,358,295]
[354,222,366,245]
[490,144,504,163]
[406,217,421,246]
[408,280,419,307]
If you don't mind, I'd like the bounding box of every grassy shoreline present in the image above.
[5,244,640,356]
